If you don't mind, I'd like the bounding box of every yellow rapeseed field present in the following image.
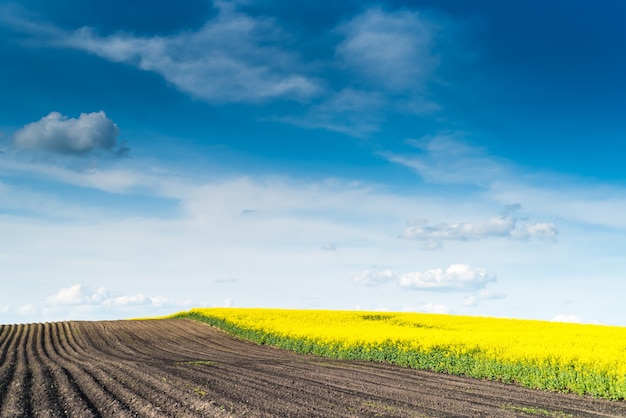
[170,308,626,400]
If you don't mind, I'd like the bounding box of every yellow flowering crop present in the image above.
[169,308,626,400]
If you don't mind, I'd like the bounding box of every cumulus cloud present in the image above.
[398,264,496,292]
[13,111,123,155]
[55,6,319,104]
[45,284,168,308]
[354,264,496,293]
[5,284,180,320]
[401,205,558,248]
[46,284,108,305]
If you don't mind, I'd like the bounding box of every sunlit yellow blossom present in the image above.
[170,308,626,400]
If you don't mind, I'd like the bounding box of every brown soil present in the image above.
[1,319,625,417]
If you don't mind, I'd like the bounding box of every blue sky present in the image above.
[2,0,626,325]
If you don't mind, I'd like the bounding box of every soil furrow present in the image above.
[56,323,195,416]
[24,322,65,418]
[0,324,20,402]
[58,322,228,417]
[48,322,134,417]
[76,322,245,417]
[0,325,13,362]
[39,322,103,417]
[56,323,154,406]
[0,324,33,418]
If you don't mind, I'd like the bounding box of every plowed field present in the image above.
[1,319,625,417]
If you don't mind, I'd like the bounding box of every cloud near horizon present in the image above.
[5,284,184,321]
[399,264,496,292]
[45,284,167,308]
[354,264,496,292]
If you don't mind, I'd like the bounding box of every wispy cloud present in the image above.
[3,4,454,136]
[384,132,509,186]
[3,2,322,103]
[5,3,320,104]
[336,8,440,93]
[286,8,447,136]
[283,88,386,137]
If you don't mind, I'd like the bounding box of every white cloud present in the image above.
[509,222,558,241]
[399,264,496,292]
[2,288,176,321]
[45,284,166,309]
[353,269,398,286]
[401,210,558,248]
[403,216,513,240]
[109,294,165,307]
[46,284,108,305]
[336,8,439,93]
[4,133,626,324]
[354,264,496,293]
[13,111,121,155]
[57,8,319,104]
[5,4,453,137]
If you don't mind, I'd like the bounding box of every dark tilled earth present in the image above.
[1,319,625,417]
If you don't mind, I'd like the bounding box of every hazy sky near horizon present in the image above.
[2,0,626,325]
